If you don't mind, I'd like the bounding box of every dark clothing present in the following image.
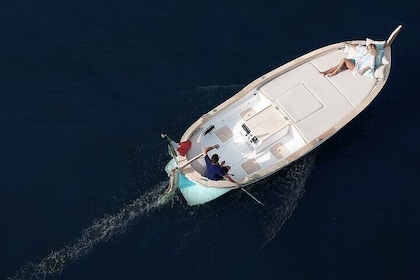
[204,155,227,180]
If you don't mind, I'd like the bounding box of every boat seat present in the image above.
[241,159,261,174]
[259,60,355,142]
[240,108,256,121]
[242,105,290,153]
[310,50,376,107]
[270,142,289,159]
[215,125,234,142]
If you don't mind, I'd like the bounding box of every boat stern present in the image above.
[178,173,234,206]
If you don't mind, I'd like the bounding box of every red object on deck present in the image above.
[177,140,192,156]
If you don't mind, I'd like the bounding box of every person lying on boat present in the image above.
[203,145,240,188]
[321,43,377,77]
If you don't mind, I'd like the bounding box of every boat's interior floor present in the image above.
[183,48,386,182]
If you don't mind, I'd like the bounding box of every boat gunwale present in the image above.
[178,40,392,188]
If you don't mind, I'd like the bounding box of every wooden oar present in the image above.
[177,152,204,170]
[239,187,265,206]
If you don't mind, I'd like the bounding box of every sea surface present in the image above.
[1,1,419,280]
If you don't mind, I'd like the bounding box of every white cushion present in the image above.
[375,49,385,67]
[374,48,391,80]
[344,44,378,79]
[343,44,357,58]
[374,65,386,80]
[366,38,386,49]
[260,60,355,142]
[363,68,375,79]
[366,38,387,71]
[274,84,323,123]
[382,54,390,65]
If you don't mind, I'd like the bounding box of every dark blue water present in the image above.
[1,1,419,279]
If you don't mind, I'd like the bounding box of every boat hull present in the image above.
[166,26,402,206]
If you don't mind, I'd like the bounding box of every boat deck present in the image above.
[181,47,390,185]
[170,25,401,205]
[261,50,380,142]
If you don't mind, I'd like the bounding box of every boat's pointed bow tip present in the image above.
[386,25,403,47]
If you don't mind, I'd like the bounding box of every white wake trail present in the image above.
[8,184,171,280]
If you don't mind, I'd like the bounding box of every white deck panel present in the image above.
[310,50,377,107]
[259,61,354,142]
[258,50,377,142]
[274,83,323,122]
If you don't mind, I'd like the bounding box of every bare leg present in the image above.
[325,58,355,77]
[325,60,345,77]
[222,165,231,177]
[320,65,339,75]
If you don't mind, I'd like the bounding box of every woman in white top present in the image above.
[321,43,377,77]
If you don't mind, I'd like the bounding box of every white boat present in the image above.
[163,25,402,206]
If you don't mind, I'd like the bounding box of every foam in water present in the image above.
[9,84,317,279]
[257,153,316,252]
[8,183,172,280]
[8,153,316,280]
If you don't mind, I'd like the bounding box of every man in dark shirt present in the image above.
[203,144,240,187]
